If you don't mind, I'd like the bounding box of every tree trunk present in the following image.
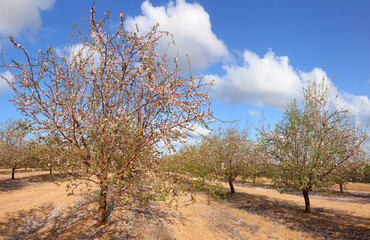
[302,189,310,213]
[11,168,15,180]
[49,167,53,176]
[97,184,108,225]
[339,184,344,193]
[229,179,235,195]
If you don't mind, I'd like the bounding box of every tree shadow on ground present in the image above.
[0,173,58,192]
[0,193,176,240]
[218,186,370,240]
[320,189,370,202]
[0,180,31,192]
[239,181,370,202]
[0,169,46,178]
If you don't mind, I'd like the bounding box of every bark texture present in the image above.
[229,180,235,195]
[98,184,108,225]
[11,168,15,180]
[302,189,310,213]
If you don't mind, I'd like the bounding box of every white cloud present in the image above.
[55,43,100,67]
[160,123,211,153]
[248,110,260,118]
[336,92,370,126]
[208,50,370,133]
[126,0,229,72]
[0,0,55,40]
[207,50,303,108]
[0,71,13,94]
[177,124,211,148]
[188,124,211,138]
[300,68,329,86]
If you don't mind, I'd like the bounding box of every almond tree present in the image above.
[206,125,251,194]
[261,79,367,213]
[1,7,212,225]
[331,149,367,193]
[363,163,370,183]
[0,119,30,180]
[241,143,272,184]
[173,138,216,178]
[162,141,214,199]
[32,133,66,176]
[174,125,253,194]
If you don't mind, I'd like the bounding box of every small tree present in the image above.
[0,119,30,180]
[261,79,367,213]
[331,149,367,193]
[32,134,66,176]
[164,140,215,179]
[205,125,251,194]
[363,163,370,183]
[241,142,272,184]
[1,7,212,225]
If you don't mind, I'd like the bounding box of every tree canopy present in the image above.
[1,6,213,225]
[260,79,367,213]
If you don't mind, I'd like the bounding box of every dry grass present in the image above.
[0,169,369,239]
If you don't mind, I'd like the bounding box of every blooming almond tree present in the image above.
[206,125,252,194]
[164,137,218,183]
[261,79,367,213]
[1,7,213,225]
[331,148,367,193]
[166,126,252,195]
[241,142,273,184]
[0,119,30,180]
[31,133,66,176]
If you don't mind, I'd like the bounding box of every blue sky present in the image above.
[0,0,369,149]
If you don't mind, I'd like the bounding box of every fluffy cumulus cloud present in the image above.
[208,50,370,131]
[340,92,370,152]
[336,92,370,126]
[0,0,55,39]
[206,50,303,108]
[56,43,101,67]
[0,71,13,94]
[300,68,330,88]
[126,0,229,72]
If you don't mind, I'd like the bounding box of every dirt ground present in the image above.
[0,169,369,239]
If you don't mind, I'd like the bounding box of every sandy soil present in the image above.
[0,170,75,222]
[0,169,369,239]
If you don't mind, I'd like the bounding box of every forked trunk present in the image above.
[229,179,235,195]
[98,184,108,225]
[11,168,15,180]
[302,189,310,213]
[339,184,344,193]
